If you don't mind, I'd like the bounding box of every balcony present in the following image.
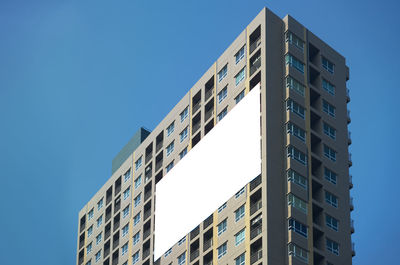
[203,214,213,230]
[203,238,212,252]
[143,228,151,240]
[190,249,199,262]
[156,132,164,153]
[190,226,200,240]
[250,200,262,215]
[144,208,151,221]
[192,101,201,114]
[250,224,262,240]
[205,108,214,122]
[205,88,214,102]
[250,50,261,76]
[192,122,201,135]
[144,189,152,202]
[143,248,150,260]
[250,175,261,191]
[250,249,262,264]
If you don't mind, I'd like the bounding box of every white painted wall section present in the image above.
[154,84,261,259]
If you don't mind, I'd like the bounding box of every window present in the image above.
[122,205,130,218]
[134,175,142,189]
[178,236,186,245]
[167,122,175,137]
[286,76,305,96]
[179,147,188,159]
[164,248,172,257]
[324,168,337,184]
[124,169,131,182]
[133,212,141,226]
[235,187,245,198]
[235,90,245,104]
[326,238,339,255]
[323,100,336,117]
[123,187,130,200]
[218,108,228,121]
[88,208,94,220]
[122,224,129,237]
[180,127,189,142]
[286,99,305,119]
[235,67,246,86]
[324,145,337,162]
[235,205,245,222]
[218,86,228,103]
[322,57,335,74]
[323,122,336,140]
[322,79,335,95]
[86,242,93,254]
[87,225,93,237]
[95,251,101,262]
[287,169,307,189]
[121,242,128,255]
[218,64,228,83]
[133,232,140,245]
[132,251,140,265]
[287,145,307,165]
[218,202,227,213]
[178,252,186,265]
[326,214,339,231]
[235,253,245,265]
[97,216,103,228]
[286,122,306,142]
[166,141,174,156]
[235,46,245,64]
[86,260,91,265]
[96,233,102,245]
[180,107,189,123]
[288,218,308,238]
[235,229,245,246]
[285,31,304,51]
[166,161,174,173]
[285,54,304,73]
[133,194,141,208]
[217,219,227,235]
[288,243,308,263]
[325,191,338,208]
[218,242,227,259]
[135,157,142,171]
[287,193,308,214]
[97,198,103,211]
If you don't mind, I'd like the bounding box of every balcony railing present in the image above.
[155,161,162,172]
[113,220,120,231]
[250,37,261,54]
[250,175,261,191]
[250,200,262,215]
[145,153,152,164]
[250,56,261,76]
[192,122,201,135]
[190,226,200,240]
[104,246,110,258]
[143,248,150,259]
[192,102,201,114]
[205,109,214,121]
[203,238,212,252]
[203,215,213,229]
[105,228,111,240]
[205,89,214,102]
[144,190,152,202]
[190,249,199,262]
[250,249,262,264]
[143,229,151,240]
[144,209,151,221]
[156,141,163,153]
[250,224,262,240]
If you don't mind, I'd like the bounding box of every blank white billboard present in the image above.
[154,84,261,259]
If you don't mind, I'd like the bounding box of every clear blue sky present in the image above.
[0,0,398,264]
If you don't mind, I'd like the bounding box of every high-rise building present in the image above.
[76,7,353,265]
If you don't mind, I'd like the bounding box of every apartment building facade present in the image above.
[76,7,353,265]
